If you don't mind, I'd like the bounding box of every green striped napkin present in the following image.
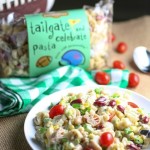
[0,66,129,117]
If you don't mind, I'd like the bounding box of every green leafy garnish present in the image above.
[44,118,50,123]
[61,138,68,143]
[80,107,91,115]
[38,127,47,134]
[74,139,80,144]
[72,103,81,109]
[70,95,77,100]
[111,93,120,98]
[95,88,103,94]
[124,128,133,134]
[83,123,93,133]
[75,124,80,129]
[134,135,143,144]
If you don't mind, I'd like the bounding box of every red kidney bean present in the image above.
[136,144,143,149]
[94,96,106,107]
[117,105,125,113]
[139,115,149,124]
[126,144,141,150]
[141,116,149,124]
[70,99,82,105]
[109,100,116,107]
[96,124,104,129]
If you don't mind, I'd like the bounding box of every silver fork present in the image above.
[0,0,36,11]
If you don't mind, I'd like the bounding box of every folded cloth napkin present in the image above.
[0,66,129,117]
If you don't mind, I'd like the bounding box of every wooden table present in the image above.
[112,16,150,99]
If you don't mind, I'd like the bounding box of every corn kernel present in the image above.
[129,132,134,140]
[96,94,100,98]
[79,127,84,132]
[116,99,121,105]
[130,126,137,132]
[89,133,94,139]
[53,125,59,130]
[69,125,74,130]
[50,125,54,129]
[134,122,139,126]
[84,102,90,108]
[137,108,143,114]
[59,100,66,105]
[116,111,124,119]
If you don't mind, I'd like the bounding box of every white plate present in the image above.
[24,85,150,150]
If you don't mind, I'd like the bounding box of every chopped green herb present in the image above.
[38,127,47,134]
[75,125,80,129]
[124,128,133,134]
[47,144,62,150]
[134,135,143,144]
[111,93,120,98]
[83,124,93,133]
[115,131,122,138]
[74,139,80,145]
[61,138,68,143]
[71,95,77,100]
[80,107,91,115]
[72,103,81,109]
[95,88,103,94]
[44,118,50,123]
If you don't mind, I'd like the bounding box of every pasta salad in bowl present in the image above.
[24,85,150,150]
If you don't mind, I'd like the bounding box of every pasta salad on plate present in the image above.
[24,85,150,150]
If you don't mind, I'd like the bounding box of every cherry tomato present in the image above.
[113,60,126,70]
[128,102,139,108]
[128,72,140,88]
[95,72,110,85]
[116,42,127,53]
[99,132,114,147]
[110,33,116,42]
[49,104,65,119]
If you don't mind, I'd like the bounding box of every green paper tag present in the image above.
[25,9,90,76]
